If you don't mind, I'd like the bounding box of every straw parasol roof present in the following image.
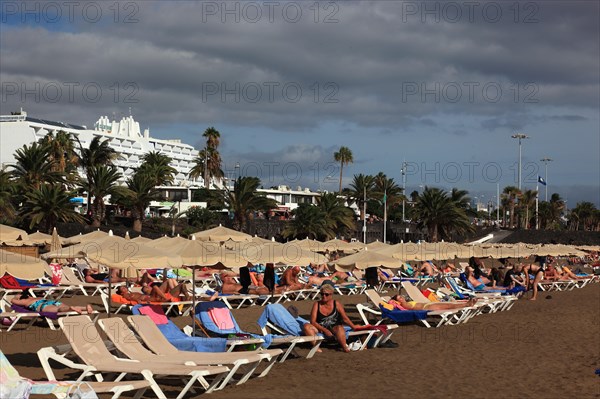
[242,242,327,266]
[62,230,110,245]
[365,240,390,250]
[192,224,252,242]
[27,231,53,245]
[0,248,49,279]
[334,248,401,270]
[0,224,29,242]
[284,238,324,253]
[42,235,182,269]
[322,238,362,253]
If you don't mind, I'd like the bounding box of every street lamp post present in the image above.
[540,157,553,201]
[511,133,530,190]
[401,160,407,222]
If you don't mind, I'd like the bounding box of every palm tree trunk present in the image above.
[338,163,343,194]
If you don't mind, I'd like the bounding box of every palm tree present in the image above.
[547,193,565,229]
[11,142,63,190]
[344,174,374,220]
[569,202,597,231]
[283,203,329,240]
[412,186,473,242]
[20,184,85,233]
[519,189,538,229]
[0,170,17,222]
[39,130,79,181]
[316,193,355,238]
[78,136,117,212]
[138,151,176,187]
[221,177,277,231]
[113,172,160,232]
[199,127,224,189]
[333,146,353,193]
[502,186,521,228]
[189,147,224,188]
[84,165,126,228]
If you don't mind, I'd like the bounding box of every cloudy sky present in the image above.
[1,1,598,207]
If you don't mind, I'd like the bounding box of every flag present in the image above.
[538,176,546,186]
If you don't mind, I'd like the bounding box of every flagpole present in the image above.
[535,183,539,230]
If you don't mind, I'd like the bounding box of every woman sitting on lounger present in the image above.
[303,281,359,353]
[388,294,477,311]
[465,266,504,291]
[12,292,93,314]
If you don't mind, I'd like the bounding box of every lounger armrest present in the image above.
[37,346,97,382]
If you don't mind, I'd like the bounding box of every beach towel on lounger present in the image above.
[196,301,273,347]
[131,305,226,352]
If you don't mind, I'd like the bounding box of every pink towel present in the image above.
[208,307,235,330]
[49,264,62,286]
[138,305,168,325]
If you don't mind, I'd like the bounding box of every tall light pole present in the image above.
[511,133,529,190]
[540,157,552,201]
[401,160,407,222]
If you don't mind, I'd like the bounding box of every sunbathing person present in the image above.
[83,268,109,283]
[117,285,174,303]
[12,293,93,314]
[414,261,438,277]
[388,294,477,311]
[142,278,192,301]
[555,265,591,280]
[465,267,505,291]
[303,281,359,353]
[278,266,310,291]
[219,274,276,295]
[307,271,350,286]
[503,265,525,289]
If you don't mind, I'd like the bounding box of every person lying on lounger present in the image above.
[413,261,438,278]
[219,274,278,295]
[388,294,477,311]
[141,278,192,301]
[12,292,93,314]
[303,281,359,353]
[117,285,174,303]
[465,266,505,291]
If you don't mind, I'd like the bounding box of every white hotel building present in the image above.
[0,110,324,214]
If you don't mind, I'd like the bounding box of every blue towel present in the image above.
[257,304,306,335]
[379,305,428,323]
[131,305,227,352]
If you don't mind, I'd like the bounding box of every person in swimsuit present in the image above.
[304,280,359,353]
[11,293,93,314]
[387,294,477,311]
[523,262,546,300]
[117,285,173,303]
[465,266,503,292]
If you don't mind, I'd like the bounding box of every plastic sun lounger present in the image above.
[443,276,516,312]
[60,267,124,296]
[401,281,479,325]
[127,314,282,382]
[99,291,194,316]
[1,350,150,399]
[99,317,282,391]
[357,290,428,336]
[37,315,231,399]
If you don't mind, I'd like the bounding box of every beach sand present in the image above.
[2,284,599,399]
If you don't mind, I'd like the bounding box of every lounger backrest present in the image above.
[59,315,113,364]
[365,289,383,306]
[61,267,81,283]
[127,315,179,356]
[98,317,155,361]
[401,281,430,304]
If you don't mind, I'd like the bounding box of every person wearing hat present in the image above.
[304,280,359,353]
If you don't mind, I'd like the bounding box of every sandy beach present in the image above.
[2,283,599,399]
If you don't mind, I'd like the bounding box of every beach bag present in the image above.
[66,382,98,399]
